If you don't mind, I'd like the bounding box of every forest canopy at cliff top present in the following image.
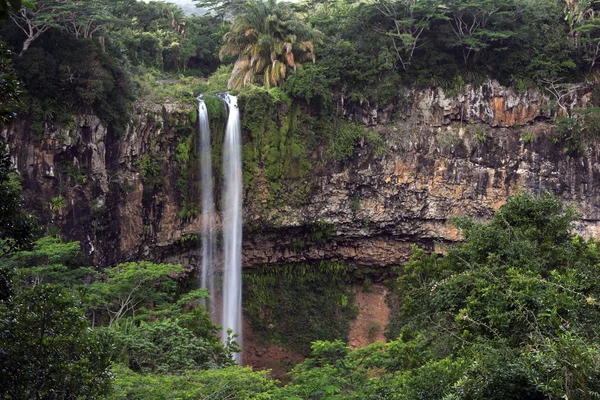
[2,0,600,127]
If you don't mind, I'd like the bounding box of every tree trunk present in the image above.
[18,37,34,57]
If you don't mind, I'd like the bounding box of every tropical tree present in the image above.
[9,0,75,56]
[564,0,595,48]
[565,0,600,72]
[444,0,517,65]
[371,0,447,71]
[8,0,117,56]
[220,0,322,89]
[87,261,183,326]
[63,0,117,40]
[0,284,114,399]
[192,0,246,22]
[387,193,600,398]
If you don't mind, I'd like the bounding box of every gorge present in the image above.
[3,79,600,370]
[5,0,600,396]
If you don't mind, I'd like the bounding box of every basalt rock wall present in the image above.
[1,101,189,267]
[2,80,598,269]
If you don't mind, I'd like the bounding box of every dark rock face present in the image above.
[1,102,188,267]
[2,82,599,269]
[241,123,600,268]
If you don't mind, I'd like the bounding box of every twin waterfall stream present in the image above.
[197,94,243,364]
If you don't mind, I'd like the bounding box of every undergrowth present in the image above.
[243,261,358,355]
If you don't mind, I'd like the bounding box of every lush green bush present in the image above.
[284,64,332,109]
[386,193,600,398]
[0,284,114,399]
[328,120,384,161]
[109,364,277,400]
[109,318,234,374]
[135,153,164,188]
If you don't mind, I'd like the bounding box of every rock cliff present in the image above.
[2,80,598,270]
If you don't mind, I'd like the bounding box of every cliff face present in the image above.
[2,80,598,269]
[2,101,189,266]
[243,80,599,268]
[343,79,589,127]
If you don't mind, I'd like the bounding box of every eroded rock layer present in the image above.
[2,81,598,269]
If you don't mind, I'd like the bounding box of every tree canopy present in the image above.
[220,0,322,89]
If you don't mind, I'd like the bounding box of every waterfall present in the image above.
[198,98,216,314]
[197,93,243,364]
[221,94,243,364]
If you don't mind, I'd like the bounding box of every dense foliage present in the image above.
[0,142,34,260]
[0,284,114,399]
[0,236,241,398]
[307,0,597,95]
[3,0,600,129]
[5,184,600,397]
[266,193,600,399]
[208,0,600,109]
[381,193,600,398]
[5,0,600,398]
[0,42,22,125]
[0,141,34,302]
[0,0,225,136]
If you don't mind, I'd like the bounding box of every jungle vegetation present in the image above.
[3,142,600,398]
[3,0,600,399]
[2,0,600,130]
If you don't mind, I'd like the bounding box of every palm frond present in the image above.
[285,51,295,67]
[220,0,319,88]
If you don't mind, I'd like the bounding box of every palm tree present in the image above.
[220,0,322,89]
